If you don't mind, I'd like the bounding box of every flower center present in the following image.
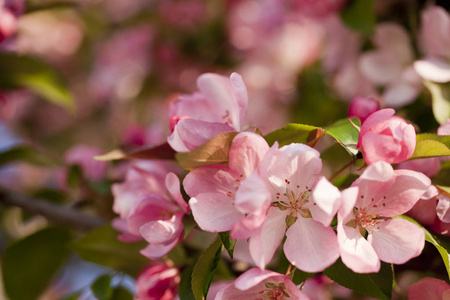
[257,282,291,300]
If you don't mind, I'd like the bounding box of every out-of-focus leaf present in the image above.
[332,174,359,189]
[340,0,375,35]
[424,81,450,125]
[67,164,83,189]
[176,132,238,170]
[95,143,176,161]
[411,134,450,159]
[436,185,450,197]
[91,274,112,300]
[0,52,74,111]
[2,227,71,300]
[191,238,223,300]
[276,253,314,285]
[166,243,187,267]
[71,224,148,276]
[398,215,450,280]
[433,161,450,186]
[179,264,196,300]
[0,145,59,167]
[264,123,317,147]
[219,231,236,259]
[323,259,393,300]
[26,1,78,13]
[62,291,82,300]
[110,286,133,300]
[325,118,361,159]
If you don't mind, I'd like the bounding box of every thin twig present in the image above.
[0,188,106,231]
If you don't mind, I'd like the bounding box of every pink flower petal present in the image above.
[369,218,424,264]
[183,165,236,197]
[358,108,395,148]
[248,207,287,269]
[189,193,241,232]
[230,72,248,128]
[140,236,181,259]
[408,277,450,300]
[284,218,339,273]
[140,213,183,244]
[359,51,402,85]
[310,176,341,227]
[361,131,402,164]
[234,172,270,215]
[414,57,450,83]
[165,172,189,212]
[437,194,450,223]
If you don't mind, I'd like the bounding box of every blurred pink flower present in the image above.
[358,108,416,165]
[64,145,108,182]
[414,6,450,83]
[337,162,430,273]
[348,96,380,123]
[215,268,309,299]
[438,119,450,135]
[290,0,347,18]
[359,23,422,107]
[408,277,450,300]
[397,158,441,178]
[136,262,180,300]
[0,7,16,42]
[168,72,248,152]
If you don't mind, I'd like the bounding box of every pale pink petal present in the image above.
[337,221,380,273]
[361,131,402,164]
[230,212,266,240]
[438,119,450,135]
[383,82,420,108]
[165,172,189,212]
[284,218,340,273]
[369,218,424,264]
[414,57,450,83]
[189,193,241,232]
[359,51,402,85]
[397,157,441,178]
[420,6,450,58]
[183,165,236,197]
[358,108,395,148]
[112,218,142,243]
[228,132,270,177]
[339,187,359,223]
[248,207,287,269]
[377,169,431,216]
[140,236,181,259]
[230,72,248,128]
[197,73,241,130]
[373,23,413,63]
[168,118,235,152]
[408,277,450,300]
[140,213,183,244]
[310,176,341,227]
[234,172,271,215]
[437,194,450,223]
[234,268,282,290]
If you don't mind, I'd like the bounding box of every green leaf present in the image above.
[323,259,393,300]
[0,52,74,111]
[397,215,450,280]
[264,123,317,147]
[340,0,375,35]
[410,134,450,159]
[166,243,188,267]
[264,118,360,159]
[191,238,223,300]
[62,291,82,300]
[110,286,133,300]
[95,143,177,162]
[219,231,236,259]
[71,224,148,276]
[325,118,361,159]
[179,264,196,300]
[176,132,238,170]
[91,274,112,300]
[67,164,83,188]
[0,145,59,167]
[424,81,450,125]
[2,227,71,300]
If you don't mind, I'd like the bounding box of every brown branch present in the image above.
[0,188,106,231]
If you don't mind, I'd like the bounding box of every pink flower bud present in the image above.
[358,108,416,165]
[136,262,179,300]
[348,96,380,123]
[64,145,108,182]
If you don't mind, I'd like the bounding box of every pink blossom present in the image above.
[136,262,180,300]
[112,161,188,259]
[64,145,108,182]
[414,6,450,83]
[359,23,422,107]
[337,162,430,273]
[168,72,248,152]
[358,108,416,165]
[184,132,270,238]
[348,96,380,123]
[0,0,24,43]
[408,277,450,300]
[438,119,450,135]
[290,0,347,18]
[215,268,309,300]
[397,157,441,178]
[249,143,340,272]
